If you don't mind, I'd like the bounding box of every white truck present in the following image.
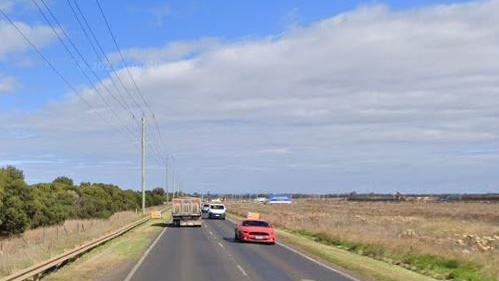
[172,197,202,227]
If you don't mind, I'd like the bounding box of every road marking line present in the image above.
[218,242,224,248]
[122,226,168,281]
[236,264,248,276]
[226,216,361,281]
[276,241,361,281]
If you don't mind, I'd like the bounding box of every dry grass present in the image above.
[44,212,171,281]
[0,211,145,277]
[226,199,499,280]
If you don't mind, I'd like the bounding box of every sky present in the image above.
[1,0,498,194]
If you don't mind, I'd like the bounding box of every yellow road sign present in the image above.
[150,211,162,219]
[246,212,261,220]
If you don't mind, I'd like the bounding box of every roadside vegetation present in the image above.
[0,165,170,277]
[226,199,499,281]
[0,166,167,236]
[44,214,170,281]
[0,211,141,277]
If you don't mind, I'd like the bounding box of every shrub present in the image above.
[0,166,163,236]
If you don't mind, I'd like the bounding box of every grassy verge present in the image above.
[0,206,166,278]
[44,212,171,281]
[277,229,436,281]
[228,212,436,281]
[285,229,495,281]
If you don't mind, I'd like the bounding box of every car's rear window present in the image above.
[242,220,269,227]
[210,205,225,209]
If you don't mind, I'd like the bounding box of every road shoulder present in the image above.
[43,218,169,281]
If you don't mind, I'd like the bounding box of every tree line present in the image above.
[0,166,168,236]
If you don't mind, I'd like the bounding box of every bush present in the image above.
[0,166,163,236]
[0,166,33,235]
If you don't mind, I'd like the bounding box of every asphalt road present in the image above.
[126,218,355,281]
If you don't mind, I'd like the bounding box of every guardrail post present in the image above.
[32,273,40,280]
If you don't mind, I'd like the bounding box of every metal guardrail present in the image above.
[1,208,169,281]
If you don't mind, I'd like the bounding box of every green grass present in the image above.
[44,213,171,281]
[288,228,495,281]
[276,228,436,281]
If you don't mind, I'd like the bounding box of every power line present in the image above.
[95,0,167,159]
[68,0,144,116]
[64,0,142,128]
[32,0,138,140]
[71,1,167,170]
[1,5,173,190]
[0,7,136,144]
[0,8,91,107]
[41,0,137,123]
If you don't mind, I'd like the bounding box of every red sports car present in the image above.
[234,220,276,244]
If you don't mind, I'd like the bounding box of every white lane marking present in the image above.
[301,279,316,281]
[226,216,361,281]
[207,220,252,281]
[236,264,248,276]
[209,231,214,235]
[277,241,361,281]
[123,226,168,281]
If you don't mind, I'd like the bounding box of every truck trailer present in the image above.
[172,197,202,227]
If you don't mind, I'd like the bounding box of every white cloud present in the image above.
[3,1,499,192]
[0,75,16,93]
[108,38,222,65]
[0,19,56,60]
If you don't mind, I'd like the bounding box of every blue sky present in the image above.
[1,0,469,111]
[1,0,499,194]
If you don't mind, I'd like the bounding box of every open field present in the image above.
[0,210,146,278]
[226,200,499,281]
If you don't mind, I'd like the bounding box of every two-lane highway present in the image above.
[125,219,356,281]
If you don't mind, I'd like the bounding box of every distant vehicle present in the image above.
[234,219,276,244]
[201,202,210,213]
[254,197,269,204]
[268,194,292,204]
[207,203,226,219]
[172,197,202,227]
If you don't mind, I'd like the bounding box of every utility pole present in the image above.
[172,169,176,200]
[165,155,169,203]
[141,116,146,214]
